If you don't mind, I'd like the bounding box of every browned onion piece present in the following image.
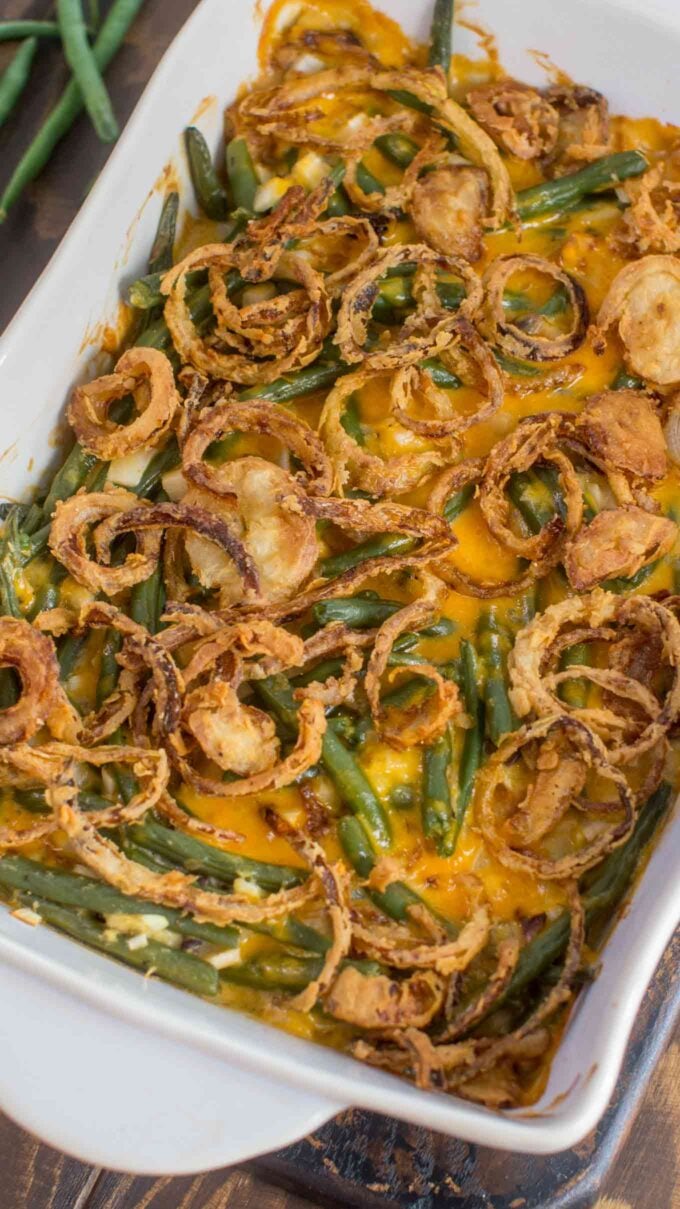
[49,489,162,596]
[300,216,379,297]
[564,506,676,590]
[619,158,680,256]
[476,715,634,879]
[57,802,316,925]
[182,396,332,497]
[93,499,260,600]
[0,618,76,744]
[263,807,352,1010]
[481,254,589,362]
[410,159,489,262]
[480,414,583,562]
[509,590,680,765]
[238,64,514,226]
[466,81,558,160]
[240,176,340,280]
[68,347,179,461]
[161,244,331,384]
[335,244,482,369]
[326,965,445,1029]
[544,84,610,167]
[570,390,667,483]
[319,367,458,498]
[364,587,460,747]
[591,255,680,387]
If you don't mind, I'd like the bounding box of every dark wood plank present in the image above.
[0,1110,97,1209]
[83,1166,320,1209]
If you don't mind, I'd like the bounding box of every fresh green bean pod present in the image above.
[128,817,306,891]
[443,482,474,524]
[184,126,229,219]
[56,0,119,143]
[132,436,180,498]
[25,895,219,996]
[41,444,101,521]
[374,132,419,168]
[0,37,38,129]
[477,610,517,746]
[453,638,484,848]
[516,150,648,221]
[558,641,590,709]
[0,856,240,948]
[321,532,416,579]
[422,728,454,855]
[130,561,164,634]
[428,0,454,73]
[0,20,62,40]
[148,191,179,275]
[226,136,259,213]
[240,360,348,405]
[312,595,402,629]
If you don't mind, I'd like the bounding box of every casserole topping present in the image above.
[1,0,679,1111]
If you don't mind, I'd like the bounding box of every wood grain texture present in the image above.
[0,3,677,1207]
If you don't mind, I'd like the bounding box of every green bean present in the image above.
[255,675,392,850]
[130,562,164,634]
[443,482,474,524]
[601,561,658,594]
[0,855,240,948]
[387,88,433,116]
[56,0,119,143]
[374,132,419,168]
[494,349,542,377]
[373,275,464,321]
[41,444,101,520]
[135,281,212,350]
[454,638,484,848]
[240,360,348,405]
[226,136,259,213]
[477,610,517,746]
[558,641,590,709]
[0,21,62,41]
[421,357,462,389]
[148,190,179,275]
[480,783,672,1023]
[321,532,415,579]
[97,629,122,706]
[132,436,180,498]
[14,788,115,814]
[221,951,381,992]
[25,895,219,996]
[28,563,67,621]
[128,817,306,891]
[516,151,648,222]
[325,183,351,217]
[127,268,205,310]
[0,0,147,219]
[340,393,366,445]
[184,126,229,220]
[0,37,38,129]
[611,367,645,391]
[422,728,454,855]
[428,0,454,73]
[58,633,89,680]
[312,595,401,629]
[507,469,560,534]
[355,161,385,197]
[0,508,25,618]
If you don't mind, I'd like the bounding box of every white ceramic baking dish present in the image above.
[0,0,678,1175]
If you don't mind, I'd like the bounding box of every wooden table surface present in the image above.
[0,3,677,1206]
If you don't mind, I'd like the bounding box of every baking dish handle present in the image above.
[0,960,344,1174]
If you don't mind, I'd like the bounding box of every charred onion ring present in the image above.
[49,489,162,595]
[481,255,589,362]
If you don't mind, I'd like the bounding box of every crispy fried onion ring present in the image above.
[318,367,459,498]
[67,347,179,461]
[354,889,583,1095]
[297,624,369,708]
[481,255,589,362]
[508,591,680,765]
[168,619,325,798]
[326,965,445,1030]
[343,130,441,215]
[620,159,680,255]
[0,617,77,744]
[364,578,460,748]
[181,396,332,497]
[48,489,162,596]
[334,244,482,369]
[564,505,677,591]
[237,65,514,226]
[56,802,316,926]
[352,903,490,976]
[480,413,583,562]
[94,498,260,600]
[161,244,331,384]
[299,216,379,296]
[591,254,680,387]
[174,467,318,608]
[466,81,558,160]
[0,741,168,849]
[545,84,610,166]
[437,933,521,1043]
[264,807,352,1010]
[476,716,634,879]
[239,175,340,280]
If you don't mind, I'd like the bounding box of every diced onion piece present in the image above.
[127,934,149,951]
[232,876,265,899]
[253,177,292,213]
[11,907,42,927]
[106,448,155,488]
[240,282,278,307]
[207,947,243,970]
[292,151,330,190]
[161,466,189,501]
